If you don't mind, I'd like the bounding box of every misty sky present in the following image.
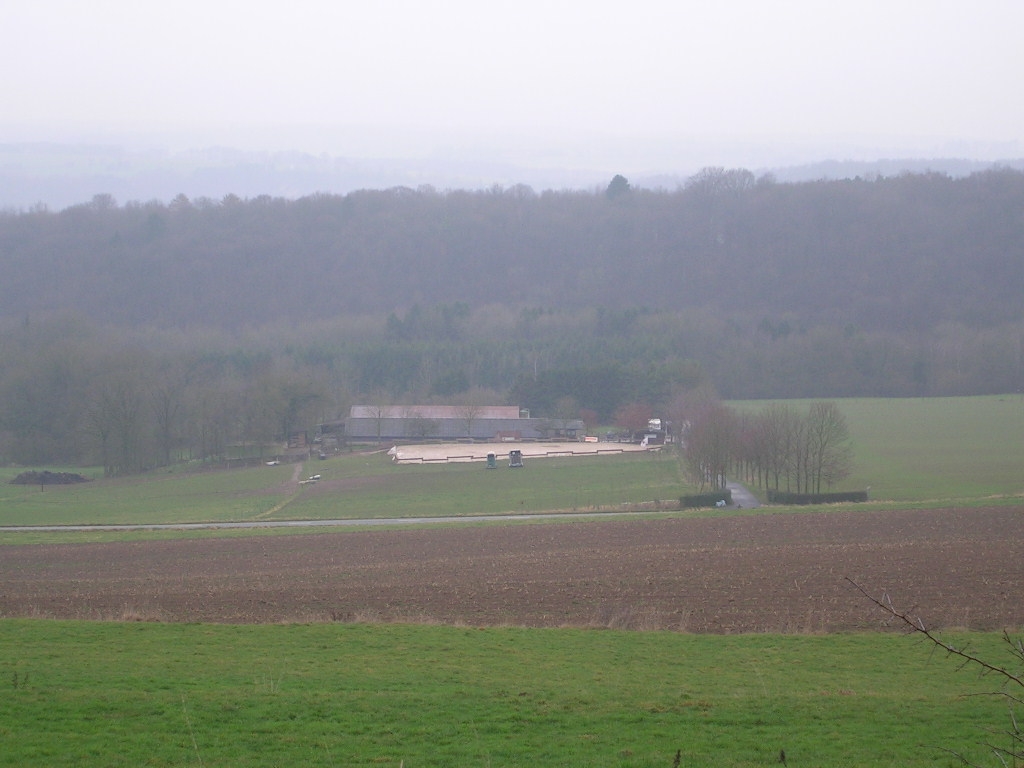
[3,1,1023,171]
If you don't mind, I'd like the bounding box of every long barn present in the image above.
[336,405,585,442]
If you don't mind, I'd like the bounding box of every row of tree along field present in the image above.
[681,397,853,495]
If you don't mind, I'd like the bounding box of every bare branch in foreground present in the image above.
[846,578,1024,687]
[847,578,1024,767]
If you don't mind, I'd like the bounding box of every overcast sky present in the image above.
[3,1,1022,172]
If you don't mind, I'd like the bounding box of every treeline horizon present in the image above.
[1,167,1022,469]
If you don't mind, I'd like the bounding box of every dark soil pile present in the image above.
[10,470,91,485]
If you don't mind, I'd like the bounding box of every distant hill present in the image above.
[635,158,1024,189]
[1,167,1021,335]
[763,157,1024,183]
[0,143,606,211]
[3,140,1022,211]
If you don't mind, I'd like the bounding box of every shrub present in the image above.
[680,490,733,508]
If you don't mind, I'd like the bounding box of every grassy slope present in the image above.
[0,451,686,528]
[285,452,685,520]
[1,395,1021,539]
[842,395,1024,500]
[732,394,1024,502]
[0,620,1013,768]
[0,462,296,527]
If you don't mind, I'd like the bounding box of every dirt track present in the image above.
[1,506,1021,633]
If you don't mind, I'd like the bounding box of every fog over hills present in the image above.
[2,135,1022,211]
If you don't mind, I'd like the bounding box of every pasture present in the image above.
[0,450,687,534]
[0,620,1014,767]
[839,395,1024,500]
[0,396,1019,537]
[733,394,1024,502]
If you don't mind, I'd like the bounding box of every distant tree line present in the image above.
[0,305,1018,471]
[0,168,1022,470]
[0,318,328,474]
[2,168,1021,332]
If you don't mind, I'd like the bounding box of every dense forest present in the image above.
[1,167,1022,470]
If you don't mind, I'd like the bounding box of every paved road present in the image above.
[0,509,674,533]
[1,483,761,533]
[727,481,761,508]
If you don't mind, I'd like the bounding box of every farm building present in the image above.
[332,405,586,442]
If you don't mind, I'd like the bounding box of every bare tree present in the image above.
[747,401,852,495]
[684,401,737,491]
[756,402,798,491]
[667,383,720,450]
[87,376,146,476]
[365,398,390,444]
[402,407,438,440]
[806,401,853,494]
[455,402,484,438]
[190,386,236,463]
[150,378,186,467]
[613,401,652,439]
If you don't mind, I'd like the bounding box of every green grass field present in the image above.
[285,451,686,521]
[1,396,1020,536]
[0,461,296,527]
[0,451,686,530]
[840,395,1024,501]
[733,394,1024,502]
[2,396,1022,765]
[0,620,1014,767]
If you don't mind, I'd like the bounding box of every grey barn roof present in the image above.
[342,405,583,441]
[350,405,522,420]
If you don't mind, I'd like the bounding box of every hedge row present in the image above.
[765,490,868,505]
[680,490,733,508]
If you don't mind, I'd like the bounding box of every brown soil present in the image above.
[1,506,1021,633]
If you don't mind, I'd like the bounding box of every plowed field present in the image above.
[2,506,1021,633]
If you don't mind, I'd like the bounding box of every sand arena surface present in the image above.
[387,440,650,463]
[1,505,1021,633]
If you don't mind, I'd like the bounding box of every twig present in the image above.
[847,578,1023,766]
[845,578,1024,687]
